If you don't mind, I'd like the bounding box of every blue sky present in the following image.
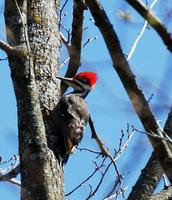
[0,0,172,199]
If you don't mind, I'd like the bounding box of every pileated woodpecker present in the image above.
[55,71,97,163]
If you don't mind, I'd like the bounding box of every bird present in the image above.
[54,71,98,164]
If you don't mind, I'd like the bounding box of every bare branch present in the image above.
[0,164,20,180]
[127,20,147,60]
[128,108,172,199]
[0,156,20,186]
[127,151,162,200]
[0,57,8,61]
[126,0,172,52]
[67,122,134,199]
[84,155,126,200]
[127,0,158,61]
[66,157,107,196]
[59,57,70,68]
[86,0,172,183]
[82,36,97,48]
[89,120,136,199]
[113,126,135,162]
[0,39,23,57]
[8,178,21,187]
[104,185,128,200]
[60,23,71,43]
[77,147,102,155]
[60,32,70,51]
[89,116,122,189]
[61,0,85,95]
[59,0,70,24]
[134,127,172,143]
[89,116,110,157]
[84,160,114,200]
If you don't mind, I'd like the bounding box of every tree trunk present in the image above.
[4,0,64,199]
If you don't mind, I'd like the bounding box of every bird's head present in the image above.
[57,72,98,98]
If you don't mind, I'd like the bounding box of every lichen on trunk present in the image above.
[4,0,64,199]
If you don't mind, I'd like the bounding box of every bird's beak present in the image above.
[57,76,73,82]
[57,76,79,90]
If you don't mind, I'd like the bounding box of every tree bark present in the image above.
[86,0,172,183]
[150,186,172,200]
[126,0,172,52]
[4,0,64,199]
[127,108,172,199]
[61,0,84,94]
[127,151,162,200]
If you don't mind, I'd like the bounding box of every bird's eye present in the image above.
[77,78,89,85]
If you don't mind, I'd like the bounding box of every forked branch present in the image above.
[85,0,172,183]
[126,0,172,52]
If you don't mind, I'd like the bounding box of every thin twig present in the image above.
[84,152,126,200]
[68,123,134,198]
[85,159,113,200]
[65,157,107,196]
[127,0,158,61]
[0,57,8,61]
[89,117,133,197]
[134,127,172,143]
[127,20,147,61]
[113,128,135,162]
[86,0,172,183]
[60,23,71,42]
[0,156,20,187]
[82,36,97,48]
[126,0,172,52]
[59,57,70,68]
[0,164,20,182]
[77,147,102,155]
[59,0,70,25]
[60,32,70,51]
[0,156,14,165]
[8,178,21,187]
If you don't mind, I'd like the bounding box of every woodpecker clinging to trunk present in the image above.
[55,71,97,163]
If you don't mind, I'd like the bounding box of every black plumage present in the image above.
[55,94,89,163]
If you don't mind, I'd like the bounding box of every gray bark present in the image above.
[4,0,64,199]
[86,0,172,183]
